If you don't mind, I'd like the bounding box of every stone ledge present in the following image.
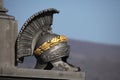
[0,67,85,80]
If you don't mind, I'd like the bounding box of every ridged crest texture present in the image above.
[16,8,59,61]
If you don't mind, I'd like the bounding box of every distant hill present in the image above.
[18,39,120,80]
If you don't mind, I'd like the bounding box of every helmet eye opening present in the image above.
[62,56,69,62]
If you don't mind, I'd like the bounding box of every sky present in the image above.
[4,0,120,45]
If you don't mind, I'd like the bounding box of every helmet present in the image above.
[16,8,80,71]
[34,33,70,63]
[16,8,59,63]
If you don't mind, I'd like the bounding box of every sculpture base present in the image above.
[0,5,85,80]
[0,66,85,80]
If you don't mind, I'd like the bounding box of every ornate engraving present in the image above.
[34,35,67,55]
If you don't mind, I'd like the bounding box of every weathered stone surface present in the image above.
[1,66,85,80]
[0,15,85,80]
[0,13,17,68]
[0,1,85,79]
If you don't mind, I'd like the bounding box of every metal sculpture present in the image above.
[16,8,80,72]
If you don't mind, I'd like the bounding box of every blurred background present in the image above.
[4,0,120,80]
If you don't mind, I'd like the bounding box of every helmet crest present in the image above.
[16,8,80,72]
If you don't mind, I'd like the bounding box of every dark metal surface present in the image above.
[16,8,81,72]
[34,34,69,62]
[16,8,59,62]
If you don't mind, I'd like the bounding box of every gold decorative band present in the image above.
[34,35,67,55]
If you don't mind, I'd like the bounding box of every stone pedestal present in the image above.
[0,1,18,68]
[0,1,85,80]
